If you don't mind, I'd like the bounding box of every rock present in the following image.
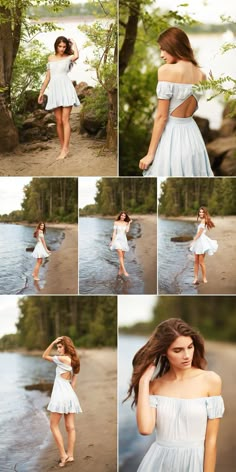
[207,137,236,159]
[25,382,53,393]
[80,109,103,135]
[171,236,193,242]
[95,128,107,139]
[219,118,236,137]
[75,82,93,102]
[222,101,236,119]
[194,117,211,142]
[42,112,56,125]
[218,149,236,176]
[26,247,34,252]
[20,127,45,143]
[46,123,57,138]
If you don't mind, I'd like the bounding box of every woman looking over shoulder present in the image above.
[139,27,213,177]
[42,336,82,468]
[110,211,132,277]
[38,36,80,161]
[32,222,50,281]
[125,318,224,471]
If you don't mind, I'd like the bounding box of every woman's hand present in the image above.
[53,336,63,344]
[139,155,154,170]
[140,364,156,384]
[38,93,44,104]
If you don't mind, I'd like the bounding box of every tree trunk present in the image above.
[119,1,141,76]
[106,88,117,151]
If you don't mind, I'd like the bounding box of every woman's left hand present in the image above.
[53,336,63,344]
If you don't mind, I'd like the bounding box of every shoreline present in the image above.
[135,215,157,294]
[41,223,78,294]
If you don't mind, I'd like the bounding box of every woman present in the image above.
[32,222,50,281]
[38,36,80,160]
[42,336,82,468]
[110,211,132,277]
[139,27,213,177]
[125,318,224,471]
[190,207,218,285]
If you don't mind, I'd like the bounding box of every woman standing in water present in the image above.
[42,336,82,468]
[139,27,213,177]
[110,211,132,277]
[38,36,80,160]
[190,207,218,284]
[32,222,50,281]
[125,318,224,471]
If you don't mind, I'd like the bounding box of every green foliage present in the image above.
[80,177,157,215]
[159,178,236,216]
[121,296,236,343]
[28,2,103,18]
[0,334,20,350]
[11,40,48,115]
[10,296,117,349]
[82,86,109,126]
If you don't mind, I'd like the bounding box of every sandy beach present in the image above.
[0,110,117,177]
[41,224,78,294]
[135,215,157,294]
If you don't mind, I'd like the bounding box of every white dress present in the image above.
[137,395,224,472]
[110,224,129,251]
[46,57,80,110]
[143,82,213,177]
[47,356,82,414]
[32,230,50,259]
[190,222,218,255]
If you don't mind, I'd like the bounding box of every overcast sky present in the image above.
[154,0,236,24]
[118,295,157,327]
[0,297,20,337]
[0,178,32,215]
[79,177,99,208]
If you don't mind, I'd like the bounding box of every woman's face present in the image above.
[199,209,205,219]
[40,223,45,230]
[160,48,176,64]
[120,213,126,221]
[166,336,194,370]
[57,343,65,355]
[57,41,67,55]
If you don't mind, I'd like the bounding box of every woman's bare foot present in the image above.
[58,456,69,467]
[193,279,199,285]
[203,279,208,283]
[65,457,74,463]
[56,149,69,160]
[123,271,129,277]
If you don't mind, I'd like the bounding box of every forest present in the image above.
[120,296,236,343]
[79,178,157,215]
[0,296,117,350]
[0,178,78,223]
[159,178,236,216]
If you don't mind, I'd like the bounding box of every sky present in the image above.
[79,177,99,208]
[118,295,157,327]
[154,0,236,24]
[0,178,32,215]
[0,297,20,337]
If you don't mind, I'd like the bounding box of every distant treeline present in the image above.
[28,2,103,18]
[0,296,117,350]
[120,296,236,343]
[159,178,236,216]
[0,178,78,223]
[80,178,157,215]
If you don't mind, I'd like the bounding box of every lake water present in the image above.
[79,217,144,294]
[119,333,220,471]
[0,352,54,472]
[0,224,63,295]
[158,218,198,294]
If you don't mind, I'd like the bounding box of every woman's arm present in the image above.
[71,374,77,390]
[136,364,156,435]
[139,99,169,170]
[110,225,117,246]
[42,337,62,361]
[204,372,222,472]
[125,220,133,233]
[40,233,50,253]
[38,62,51,104]
[192,227,204,241]
[70,38,79,61]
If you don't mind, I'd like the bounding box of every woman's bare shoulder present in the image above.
[58,355,71,365]
[158,64,173,81]
[202,370,222,395]
[48,54,55,62]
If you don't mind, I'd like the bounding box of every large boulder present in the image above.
[218,149,236,176]
[75,82,93,102]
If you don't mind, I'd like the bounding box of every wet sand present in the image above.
[41,224,78,294]
[0,109,117,177]
[135,215,157,294]
[40,348,117,472]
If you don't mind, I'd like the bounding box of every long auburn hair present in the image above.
[116,211,130,222]
[54,36,74,56]
[126,318,206,406]
[197,206,215,229]
[57,336,80,374]
[158,27,199,67]
[33,222,46,238]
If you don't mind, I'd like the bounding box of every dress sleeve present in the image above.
[156,82,173,100]
[206,396,225,419]
[149,395,159,408]
[38,231,44,239]
[52,355,60,365]
[46,63,50,70]
[199,223,205,229]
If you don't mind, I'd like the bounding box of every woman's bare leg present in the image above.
[64,413,76,460]
[33,258,42,278]
[50,413,67,462]
[199,254,207,283]
[54,108,64,148]
[117,250,129,276]
[56,106,72,160]
[193,255,199,284]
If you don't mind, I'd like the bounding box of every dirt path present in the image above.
[0,110,117,177]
